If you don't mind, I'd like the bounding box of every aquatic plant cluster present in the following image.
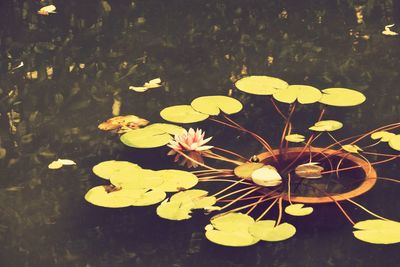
[86,76,400,246]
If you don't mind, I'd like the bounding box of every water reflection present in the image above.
[1,0,400,266]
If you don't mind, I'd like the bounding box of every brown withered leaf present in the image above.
[98,115,149,133]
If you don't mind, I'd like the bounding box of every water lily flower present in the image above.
[167,128,213,168]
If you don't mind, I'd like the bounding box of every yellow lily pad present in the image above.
[285,134,306,143]
[309,120,343,132]
[342,144,363,153]
[353,219,400,244]
[285,204,313,216]
[211,212,255,232]
[273,85,322,104]
[251,165,282,187]
[131,189,166,206]
[144,123,186,135]
[120,127,172,148]
[84,186,145,208]
[110,169,164,190]
[160,105,209,123]
[205,229,260,247]
[156,200,194,220]
[155,169,198,192]
[370,131,395,142]
[191,95,243,116]
[319,88,366,107]
[92,160,142,180]
[388,134,400,151]
[234,162,265,179]
[249,220,296,241]
[234,76,288,95]
[170,189,216,209]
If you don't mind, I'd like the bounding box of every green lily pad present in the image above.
[234,76,288,95]
[156,200,193,220]
[319,88,366,107]
[92,160,142,180]
[170,189,216,209]
[211,212,255,231]
[110,169,164,189]
[191,95,243,116]
[342,144,363,153]
[156,169,199,192]
[234,162,265,179]
[273,85,322,104]
[285,204,314,216]
[120,127,173,148]
[85,186,146,208]
[285,134,306,143]
[309,120,343,132]
[370,131,395,142]
[131,189,166,206]
[160,105,209,123]
[353,219,400,244]
[144,123,186,135]
[388,134,400,151]
[205,229,260,247]
[249,220,296,241]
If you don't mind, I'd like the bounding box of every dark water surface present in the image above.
[1,1,400,266]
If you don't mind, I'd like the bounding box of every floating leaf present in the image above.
[92,160,141,180]
[48,161,63,169]
[295,162,324,179]
[249,220,296,241]
[273,85,321,104]
[353,219,400,244]
[285,134,305,143]
[129,78,162,92]
[120,127,172,148]
[309,120,343,132]
[170,189,216,209]
[57,159,76,165]
[234,162,264,179]
[234,76,288,95]
[145,123,185,136]
[211,212,255,232]
[370,131,395,142]
[160,105,209,123]
[285,204,314,216]
[85,186,145,208]
[110,169,164,190]
[98,115,149,133]
[342,144,363,153]
[388,134,400,151]
[131,189,166,206]
[251,165,282,187]
[205,229,259,247]
[156,200,193,220]
[191,95,243,116]
[156,169,198,192]
[319,88,366,107]
[38,5,56,15]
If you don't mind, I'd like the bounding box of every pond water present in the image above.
[1,0,400,266]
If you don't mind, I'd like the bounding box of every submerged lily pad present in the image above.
[234,162,265,179]
[160,105,209,123]
[370,131,395,142]
[273,85,322,104]
[309,120,343,132]
[285,134,306,143]
[388,134,400,151]
[249,220,296,241]
[285,204,314,216]
[319,88,366,107]
[191,95,243,116]
[234,76,288,95]
[155,169,198,192]
[92,160,142,180]
[353,219,400,244]
[342,144,363,153]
